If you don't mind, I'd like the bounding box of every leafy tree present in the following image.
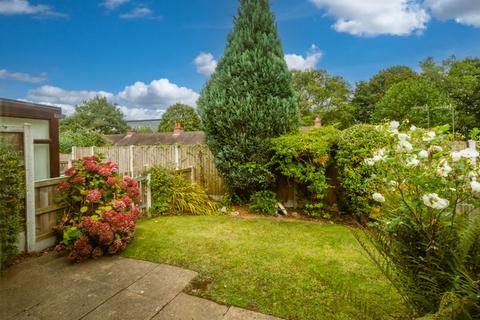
[197,0,299,199]
[372,79,452,127]
[352,66,418,123]
[444,58,480,134]
[291,70,354,128]
[61,97,128,134]
[158,103,201,132]
[59,128,111,154]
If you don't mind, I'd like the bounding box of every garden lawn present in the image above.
[122,216,404,320]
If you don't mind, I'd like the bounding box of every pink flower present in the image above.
[58,181,71,191]
[113,199,127,210]
[73,175,85,184]
[65,167,76,177]
[107,176,117,186]
[86,189,102,202]
[121,195,132,207]
[98,166,112,177]
[84,160,98,172]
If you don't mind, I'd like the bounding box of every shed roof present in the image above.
[104,131,206,146]
[0,98,62,119]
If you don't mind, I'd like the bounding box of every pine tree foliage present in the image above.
[197,0,299,199]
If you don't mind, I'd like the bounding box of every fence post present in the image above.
[129,145,135,177]
[90,146,95,156]
[23,124,36,252]
[175,144,180,170]
[146,173,152,218]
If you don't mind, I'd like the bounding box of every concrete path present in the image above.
[0,253,281,320]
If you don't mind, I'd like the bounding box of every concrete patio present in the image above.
[0,253,281,320]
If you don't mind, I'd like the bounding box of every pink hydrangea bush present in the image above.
[54,156,141,262]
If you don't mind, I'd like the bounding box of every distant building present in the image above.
[126,119,161,130]
[105,123,205,146]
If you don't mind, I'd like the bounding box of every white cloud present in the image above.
[120,6,159,19]
[102,0,130,10]
[309,0,430,36]
[26,78,199,120]
[0,69,47,83]
[27,85,114,106]
[194,52,218,76]
[425,0,480,27]
[0,0,65,17]
[285,45,323,71]
[116,79,199,108]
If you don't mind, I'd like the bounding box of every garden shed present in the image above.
[0,98,62,180]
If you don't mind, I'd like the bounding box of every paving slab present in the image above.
[223,307,282,320]
[128,264,197,303]
[1,253,283,320]
[83,289,163,320]
[153,293,228,320]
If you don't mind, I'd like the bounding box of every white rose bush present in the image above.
[358,122,480,318]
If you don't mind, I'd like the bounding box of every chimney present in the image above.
[126,128,136,137]
[314,116,322,128]
[173,122,184,135]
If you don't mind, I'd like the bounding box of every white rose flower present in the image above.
[396,140,413,152]
[423,131,436,142]
[406,156,420,167]
[451,151,462,162]
[410,125,418,131]
[372,193,385,203]
[436,160,452,177]
[418,150,429,158]
[423,193,449,210]
[397,133,410,141]
[461,148,479,162]
[471,181,480,193]
[389,121,400,131]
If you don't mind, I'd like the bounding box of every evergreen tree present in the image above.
[197,0,298,199]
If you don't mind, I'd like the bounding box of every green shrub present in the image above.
[249,191,278,216]
[149,167,217,216]
[336,124,388,219]
[54,156,140,262]
[270,126,339,217]
[60,128,110,153]
[0,144,24,272]
[357,122,480,318]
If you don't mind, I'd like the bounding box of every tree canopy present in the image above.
[352,66,418,123]
[158,103,201,132]
[292,69,353,128]
[197,0,298,199]
[61,97,128,134]
[372,78,452,127]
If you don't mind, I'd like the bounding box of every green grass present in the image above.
[123,216,405,319]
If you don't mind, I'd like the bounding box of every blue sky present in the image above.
[0,0,479,119]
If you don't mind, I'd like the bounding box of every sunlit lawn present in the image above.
[122,216,405,320]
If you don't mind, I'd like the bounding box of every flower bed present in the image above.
[54,156,140,261]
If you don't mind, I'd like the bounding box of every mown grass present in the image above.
[122,216,405,319]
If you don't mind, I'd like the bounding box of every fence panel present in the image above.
[34,176,68,250]
[68,144,225,196]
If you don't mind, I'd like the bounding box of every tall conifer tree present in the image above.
[198,0,299,199]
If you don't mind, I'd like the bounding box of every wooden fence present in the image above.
[63,144,225,196]
[34,177,68,250]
